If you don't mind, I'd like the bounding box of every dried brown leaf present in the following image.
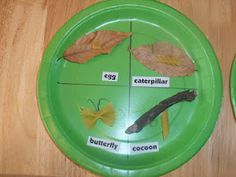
[131,42,195,77]
[64,30,131,63]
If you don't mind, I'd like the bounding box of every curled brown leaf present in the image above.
[64,30,132,64]
[131,42,195,77]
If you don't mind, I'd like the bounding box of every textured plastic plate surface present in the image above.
[37,0,223,176]
[231,57,236,117]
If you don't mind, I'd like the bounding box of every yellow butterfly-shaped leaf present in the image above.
[80,102,116,129]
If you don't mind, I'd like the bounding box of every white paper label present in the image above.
[132,76,170,88]
[130,142,159,154]
[102,72,118,82]
[87,136,120,153]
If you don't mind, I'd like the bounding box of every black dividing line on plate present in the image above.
[56,82,129,88]
[131,86,198,91]
[56,82,197,91]
[127,20,133,158]
[128,20,133,119]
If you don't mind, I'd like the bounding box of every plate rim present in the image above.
[231,56,236,117]
[37,0,223,176]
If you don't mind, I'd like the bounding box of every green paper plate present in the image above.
[231,57,236,117]
[37,0,223,176]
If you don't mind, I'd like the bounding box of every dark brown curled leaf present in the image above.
[64,30,132,63]
[131,42,195,77]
